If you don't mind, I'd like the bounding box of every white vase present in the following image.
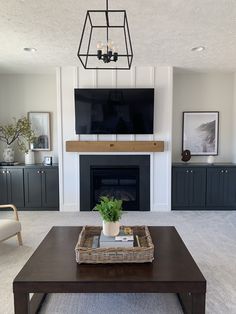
[207,155,215,164]
[3,146,14,162]
[102,221,120,237]
[25,150,35,165]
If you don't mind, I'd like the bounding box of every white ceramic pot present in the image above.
[25,150,35,165]
[102,221,120,237]
[3,146,14,162]
[207,155,215,164]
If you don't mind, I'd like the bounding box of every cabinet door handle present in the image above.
[186,170,189,173]
[37,170,40,174]
[190,170,193,173]
[41,171,44,174]
[2,170,5,174]
[225,170,228,173]
[6,170,10,174]
[221,170,224,173]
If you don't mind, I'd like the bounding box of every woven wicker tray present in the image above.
[75,225,154,264]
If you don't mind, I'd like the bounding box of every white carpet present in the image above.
[0,211,236,314]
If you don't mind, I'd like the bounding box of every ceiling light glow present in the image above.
[191,46,205,52]
[23,47,37,52]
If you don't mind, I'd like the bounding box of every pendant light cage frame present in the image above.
[77,2,133,70]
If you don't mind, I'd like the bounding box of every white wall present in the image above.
[173,72,234,162]
[0,74,58,163]
[234,73,236,163]
[57,66,173,212]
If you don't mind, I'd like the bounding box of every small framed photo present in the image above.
[43,156,52,166]
[28,112,51,151]
[182,111,219,155]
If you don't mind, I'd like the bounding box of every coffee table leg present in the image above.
[192,292,205,314]
[178,292,205,314]
[14,292,29,314]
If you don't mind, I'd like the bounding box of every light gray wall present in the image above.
[173,72,234,162]
[0,73,57,163]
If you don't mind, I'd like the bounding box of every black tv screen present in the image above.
[74,88,154,134]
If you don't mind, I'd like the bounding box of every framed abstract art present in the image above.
[182,111,219,155]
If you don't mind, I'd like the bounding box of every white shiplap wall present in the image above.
[57,66,173,212]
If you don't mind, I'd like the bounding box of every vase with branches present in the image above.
[0,117,35,162]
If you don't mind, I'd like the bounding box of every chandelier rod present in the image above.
[105,0,109,47]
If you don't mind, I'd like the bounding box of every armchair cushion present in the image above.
[0,219,21,242]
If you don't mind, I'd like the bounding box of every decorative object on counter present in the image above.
[181,149,191,162]
[75,225,154,264]
[43,156,53,166]
[0,117,35,162]
[24,148,35,165]
[28,112,51,151]
[3,147,14,163]
[207,155,215,164]
[182,111,219,155]
[93,196,123,236]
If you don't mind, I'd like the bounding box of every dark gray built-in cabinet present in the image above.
[0,164,59,210]
[0,168,24,207]
[172,163,236,210]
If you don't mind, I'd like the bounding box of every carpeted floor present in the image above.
[0,211,236,314]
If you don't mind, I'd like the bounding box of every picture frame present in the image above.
[28,112,51,151]
[43,156,53,166]
[182,111,219,156]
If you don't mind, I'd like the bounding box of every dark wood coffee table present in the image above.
[13,226,206,314]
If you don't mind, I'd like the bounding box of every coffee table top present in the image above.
[14,226,206,293]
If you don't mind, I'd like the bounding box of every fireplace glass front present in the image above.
[91,167,139,211]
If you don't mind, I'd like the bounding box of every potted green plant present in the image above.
[0,117,35,163]
[93,196,123,236]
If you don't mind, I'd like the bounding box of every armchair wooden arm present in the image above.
[0,204,23,245]
[0,204,20,221]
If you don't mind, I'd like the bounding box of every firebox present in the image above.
[80,155,150,211]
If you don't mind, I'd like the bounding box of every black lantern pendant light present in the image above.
[77,0,133,70]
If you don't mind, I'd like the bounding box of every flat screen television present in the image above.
[74,88,154,134]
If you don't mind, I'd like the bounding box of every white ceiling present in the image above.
[1,0,236,73]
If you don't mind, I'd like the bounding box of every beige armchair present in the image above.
[0,204,23,245]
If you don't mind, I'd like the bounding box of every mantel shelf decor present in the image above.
[66,141,164,152]
[77,0,133,70]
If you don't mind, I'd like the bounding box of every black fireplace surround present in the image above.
[80,155,150,211]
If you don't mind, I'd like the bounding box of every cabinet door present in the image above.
[7,168,24,207]
[206,168,225,207]
[172,168,189,208]
[224,168,236,207]
[0,169,8,204]
[24,169,42,208]
[188,168,206,208]
[41,168,59,208]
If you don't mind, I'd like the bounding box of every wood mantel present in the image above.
[66,141,164,152]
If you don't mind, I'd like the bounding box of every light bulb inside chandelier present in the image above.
[97,39,118,63]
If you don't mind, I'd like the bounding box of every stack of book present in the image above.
[92,228,135,248]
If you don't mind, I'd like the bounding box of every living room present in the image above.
[0,1,236,313]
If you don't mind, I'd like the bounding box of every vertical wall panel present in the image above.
[153,67,173,210]
[116,70,134,88]
[97,70,114,87]
[60,67,78,210]
[58,66,173,211]
[135,66,154,87]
